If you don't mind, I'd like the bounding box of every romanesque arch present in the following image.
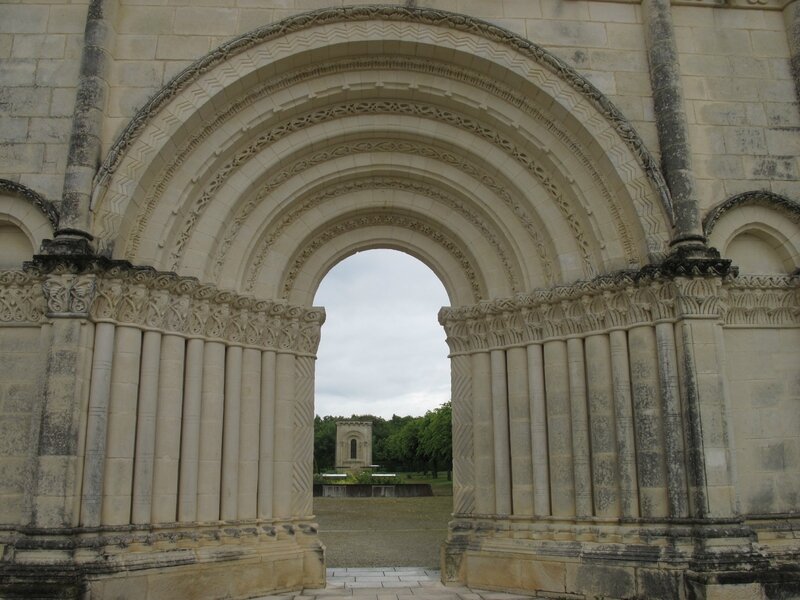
[3,6,799,600]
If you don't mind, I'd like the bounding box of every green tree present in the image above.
[418,403,452,479]
[313,415,339,471]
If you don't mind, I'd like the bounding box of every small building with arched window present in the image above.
[335,421,373,471]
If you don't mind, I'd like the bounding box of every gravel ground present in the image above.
[313,496,452,568]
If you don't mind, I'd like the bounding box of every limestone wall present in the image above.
[0,2,88,203]
[2,1,795,220]
[0,324,45,526]
[726,326,800,515]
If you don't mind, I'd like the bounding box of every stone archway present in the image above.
[77,9,675,596]
[15,6,800,600]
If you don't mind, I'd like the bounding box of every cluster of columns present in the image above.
[449,320,701,525]
[78,322,315,528]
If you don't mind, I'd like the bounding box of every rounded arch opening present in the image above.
[313,248,450,420]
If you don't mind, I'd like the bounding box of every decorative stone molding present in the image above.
[20,257,325,354]
[213,139,555,286]
[725,274,800,326]
[0,179,59,229]
[279,212,484,302]
[168,99,596,277]
[244,177,519,296]
[703,191,800,237]
[95,5,671,226]
[439,266,797,354]
[0,271,46,324]
[41,274,97,318]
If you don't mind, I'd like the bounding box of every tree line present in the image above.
[314,402,452,478]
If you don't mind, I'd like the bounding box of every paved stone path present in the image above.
[254,568,539,600]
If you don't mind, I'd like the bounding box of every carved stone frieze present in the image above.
[725,275,800,326]
[41,275,97,318]
[0,271,46,323]
[439,268,798,354]
[18,257,325,354]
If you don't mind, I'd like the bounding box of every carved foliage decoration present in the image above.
[439,271,799,354]
[13,258,325,354]
[0,271,46,323]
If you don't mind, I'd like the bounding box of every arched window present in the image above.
[350,438,357,460]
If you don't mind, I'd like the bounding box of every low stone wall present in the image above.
[313,484,433,498]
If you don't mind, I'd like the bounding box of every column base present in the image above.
[443,516,800,599]
[0,520,325,600]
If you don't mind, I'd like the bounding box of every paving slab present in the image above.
[255,569,545,600]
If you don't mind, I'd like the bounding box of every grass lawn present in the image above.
[395,472,453,496]
[314,494,453,568]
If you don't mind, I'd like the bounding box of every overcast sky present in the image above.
[313,249,451,419]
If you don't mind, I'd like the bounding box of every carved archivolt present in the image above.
[95,6,670,220]
[244,177,519,296]
[166,99,596,276]
[213,139,555,286]
[0,179,59,230]
[278,212,484,302]
[704,191,800,236]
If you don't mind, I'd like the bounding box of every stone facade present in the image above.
[0,1,799,599]
[334,421,373,471]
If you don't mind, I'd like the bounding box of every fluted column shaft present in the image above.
[102,326,141,525]
[221,346,242,521]
[507,347,533,516]
[131,330,160,524]
[527,343,550,516]
[471,351,495,515]
[152,334,185,523]
[80,322,114,526]
[178,338,203,521]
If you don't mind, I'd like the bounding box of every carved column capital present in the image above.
[41,274,97,318]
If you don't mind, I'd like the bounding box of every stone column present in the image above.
[609,329,639,518]
[543,340,575,517]
[258,350,277,519]
[567,338,592,517]
[628,325,668,518]
[527,343,550,516]
[35,275,97,528]
[152,334,185,523]
[784,1,800,104]
[273,352,296,519]
[52,0,116,253]
[80,321,114,527]
[131,330,160,524]
[674,279,736,518]
[238,348,262,520]
[643,0,704,247]
[471,351,495,515]
[585,334,620,518]
[220,346,242,521]
[450,354,475,515]
[178,338,203,521]
[102,325,142,525]
[507,347,533,516]
[197,341,225,521]
[293,355,315,518]
[655,322,688,518]
[491,350,511,515]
